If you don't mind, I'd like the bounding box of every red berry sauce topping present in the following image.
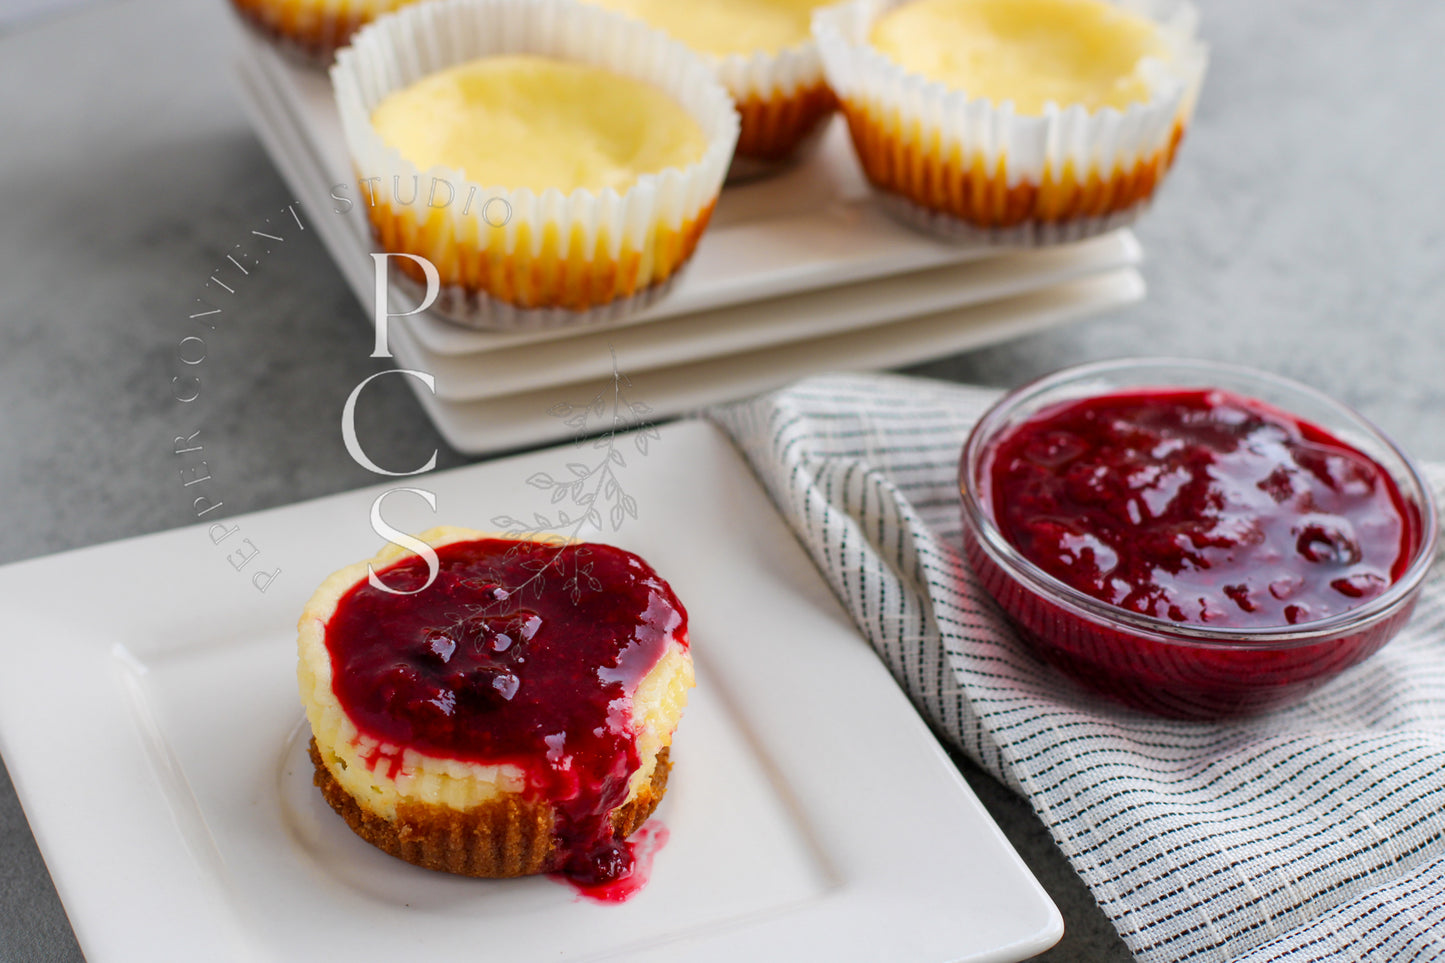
[986,389,1415,628]
[324,537,687,884]
[556,821,670,904]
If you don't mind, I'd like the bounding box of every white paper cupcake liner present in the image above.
[712,37,837,170]
[879,191,1155,246]
[332,0,739,331]
[229,0,416,67]
[584,3,837,172]
[814,0,1208,245]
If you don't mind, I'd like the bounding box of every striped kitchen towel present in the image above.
[709,372,1445,963]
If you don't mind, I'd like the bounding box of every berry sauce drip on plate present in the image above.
[986,388,1415,627]
[556,821,671,904]
[324,538,687,884]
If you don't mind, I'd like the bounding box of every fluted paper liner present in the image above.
[229,0,419,67]
[813,0,1208,245]
[312,739,671,877]
[332,0,739,330]
[714,37,837,176]
[584,3,837,175]
[310,734,670,867]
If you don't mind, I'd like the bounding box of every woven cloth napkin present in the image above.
[709,372,1445,963]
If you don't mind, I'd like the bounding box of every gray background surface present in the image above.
[1,0,1442,959]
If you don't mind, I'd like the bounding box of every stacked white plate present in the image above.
[235,33,1146,454]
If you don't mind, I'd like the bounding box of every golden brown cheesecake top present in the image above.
[588,0,835,56]
[871,0,1171,114]
[370,54,707,193]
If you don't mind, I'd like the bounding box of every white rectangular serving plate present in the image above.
[236,33,1066,355]
[0,420,1062,963]
[238,29,1145,454]
[233,32,1143,365]
[385,269,1145,454]
[389,236,1144,403]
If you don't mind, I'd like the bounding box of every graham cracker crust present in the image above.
[309,738,670,877]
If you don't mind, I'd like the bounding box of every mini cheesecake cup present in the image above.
[297,526,692,876]
[584,1,838,178]
[332,0,739,331]
[715,37,838,179]
[813,0,1208,245]
[229,0,417,66]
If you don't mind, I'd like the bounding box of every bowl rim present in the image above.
[959,356,1441,650]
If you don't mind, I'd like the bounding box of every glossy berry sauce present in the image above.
[556,821,670,904]
[324,538,687,885]
[987,389,1414,628]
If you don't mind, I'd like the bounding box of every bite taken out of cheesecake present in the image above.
[297,527,694,885]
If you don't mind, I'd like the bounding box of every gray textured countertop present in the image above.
[2,0,1443,960]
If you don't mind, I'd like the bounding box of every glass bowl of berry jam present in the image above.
[959,358,1438,719]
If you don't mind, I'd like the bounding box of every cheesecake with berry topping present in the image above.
[296,527,693,883]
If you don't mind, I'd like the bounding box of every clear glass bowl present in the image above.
[958,358,1439,719]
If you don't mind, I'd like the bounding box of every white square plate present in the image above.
[0,420,1061,962]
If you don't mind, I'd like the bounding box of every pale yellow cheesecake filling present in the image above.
[369,55,708,194]
[297,527,695,822]
[870,0,1171,114]
[588,0,834,56]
